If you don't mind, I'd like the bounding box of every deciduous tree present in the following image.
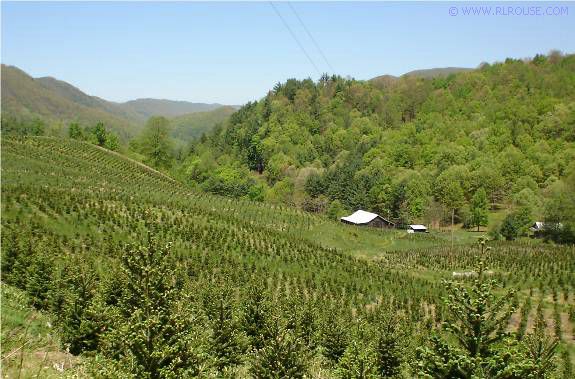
[469,188,489,231]
[138,116,174,169]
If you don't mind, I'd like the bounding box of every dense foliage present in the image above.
[2,137,573,377]
[178,53,575,238]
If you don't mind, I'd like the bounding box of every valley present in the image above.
[3,1,575,377]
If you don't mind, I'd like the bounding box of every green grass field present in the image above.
[304,222,482,258]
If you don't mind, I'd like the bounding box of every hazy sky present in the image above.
[2,1,574,105]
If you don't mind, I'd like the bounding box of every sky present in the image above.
[2,1,574,105]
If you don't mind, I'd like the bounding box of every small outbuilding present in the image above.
[530,221,563,238]
[530,222,545,232]
[340,210,395,228]
[407,224,428,233]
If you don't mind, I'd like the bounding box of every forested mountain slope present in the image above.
[1,65,236,140]
[402,66,473,79]
[369,66,472,85]
[171,105,237,142]
[35,76,143,123]
[121,98,230,120]
[1,65,139,138]
[179,53,575,230]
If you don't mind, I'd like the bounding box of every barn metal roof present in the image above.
[341,210,380,224]
[409,224,427,230]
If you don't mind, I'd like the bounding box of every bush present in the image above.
[500,206,533,240]
[327,199,346,221]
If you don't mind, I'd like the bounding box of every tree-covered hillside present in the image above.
[1,65,236,141]
[178,52,575,237]
[121,98,230,120]
[171,105,237,143]
[1,65,139,139]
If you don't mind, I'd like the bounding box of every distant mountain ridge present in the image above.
[3,63,471,139]
[370,66,472,86]
[1,65,140,138]
[171,106,236,143]
[1,64,237,138]
[403,67,473,79]
[35,75,144,123]
[121,98,231,120]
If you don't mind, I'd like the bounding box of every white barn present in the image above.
[340,210,395,228]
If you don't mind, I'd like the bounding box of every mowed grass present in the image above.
[305,221,482,258]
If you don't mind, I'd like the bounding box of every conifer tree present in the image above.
[520,304,558,378]
[53,263,102,355]
[203,285,246,373]
[25,251,54,310]
[374,316,404,377]
[1,231,19,284]
[337,339,378,379]
[319,313,350,363]
[416,242,520,378]
[93,121,107,147]
[5,234,34,290]
[241,283,271,351]
[250,318,308,379]
[101,234,206,378]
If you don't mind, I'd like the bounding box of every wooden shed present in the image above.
[408,224,428,233]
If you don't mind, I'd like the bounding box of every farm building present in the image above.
[530,221,563,237]
[340,210,395,228]
[407,224,428,233]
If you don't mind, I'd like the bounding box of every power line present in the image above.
[269,1,321,77]
[288,2,334,74]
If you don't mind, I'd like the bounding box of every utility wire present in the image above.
[288,2,334,74]
[269,1,322,77]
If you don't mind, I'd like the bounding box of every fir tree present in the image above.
[374,316,404,378]
[93,121,107,147]
[101,234,206,378]
[203,285,246,373]
[0,231,18,283]
[319,314,349,363]
[520,304,558,378]
[52,261,103,355]
[250,318,308,379]
[416,242,519,378]
[241,283,271,351]
[337,339,378,379]
[25,251,54,310]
